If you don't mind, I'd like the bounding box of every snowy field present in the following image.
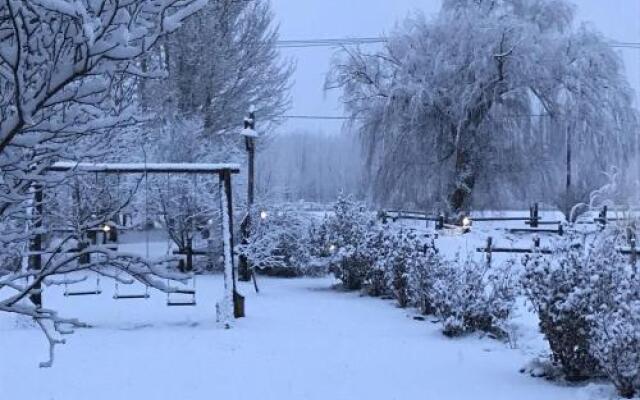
[0,222,618,400]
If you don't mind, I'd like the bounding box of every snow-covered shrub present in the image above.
[321,195,379,290]
[307,219,333,259]
[522,234,604,381]
[378,229,429,307]
[430,255,518,338]
[364,229,389,297]
[590,285,640,398]
[407,243,442,315]
[523,230,640,395]
[586,237,640,398]
[237,208,311,277]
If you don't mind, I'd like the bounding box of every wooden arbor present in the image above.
[42,162,244,318]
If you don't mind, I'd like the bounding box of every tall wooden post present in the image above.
[565,123,572,221]
[239,110,256,282]
[186,237,193,272]
[220,170,244,318]
[28,185,43,308]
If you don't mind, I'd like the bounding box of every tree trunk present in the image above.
[448,146,476,219]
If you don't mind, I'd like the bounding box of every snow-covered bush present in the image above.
[364,229,389,297]
[321,195,379,290]
[590,279,640,398]
[586,235,640,398]
[237,208,311,277]
[407,243,442,315]
[378,229,429,307]
[523,230,640,396]
[430,256,518,338]
[307,219,333,259]
[522,234,606,381]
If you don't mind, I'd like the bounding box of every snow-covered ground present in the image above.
[0,224,617,400]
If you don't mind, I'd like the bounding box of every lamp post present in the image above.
[239,108,258,282]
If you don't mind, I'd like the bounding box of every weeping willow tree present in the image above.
[328,0,638,219]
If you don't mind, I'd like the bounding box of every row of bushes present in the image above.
[312,195,518,338]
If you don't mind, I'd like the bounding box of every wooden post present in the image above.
[485,236,493,266]
[28,185,43,308]
[239,110,255,282]
[530,203,539,228]
[599,205,608,231]
[533,236,541,250]
[221,170,244,318]
[186,237,193,272]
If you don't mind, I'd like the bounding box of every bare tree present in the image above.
[0,0,208,366]
[141,0,292,136]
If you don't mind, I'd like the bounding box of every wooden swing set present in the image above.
[29,162,244,317]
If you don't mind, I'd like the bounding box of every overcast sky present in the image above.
[271,0,640,134]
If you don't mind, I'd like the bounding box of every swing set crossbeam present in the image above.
[48,162,240,175]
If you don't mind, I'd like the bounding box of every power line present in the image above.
[276,37,386,48]
[269,114,554,121]
[276,37,640,50]
[269,115,352,120]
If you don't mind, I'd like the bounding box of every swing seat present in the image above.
[173,289,196,295]
[113,293,150,300]
[64,290,102,297]
[167,300,197,307]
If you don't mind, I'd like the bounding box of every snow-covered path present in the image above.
[1,276,605,400]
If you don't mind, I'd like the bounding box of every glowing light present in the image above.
[101,224,111,233]
[462,217,471,227]
[260,210,268,220]
[329,244,337,253]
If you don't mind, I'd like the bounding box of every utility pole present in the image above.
[565,122,572,222]
[239,108,257,282]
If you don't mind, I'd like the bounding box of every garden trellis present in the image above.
[38,162,244,318]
